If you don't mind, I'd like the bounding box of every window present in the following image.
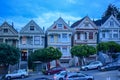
[57,34,61,42]
[113,34,118,38]
[89,32,93,39]
[62,33,67,41]
[77,33,80,39]
[84,21,89,27]
[4,29,8,33]
[62,47,67,53]
[22,36,26,45]
[34,36,40,45]
[58,24,62,29]
[102,33,105,38]
[110,21,114,26]
[30,26,34,30]
[50,35,54,42]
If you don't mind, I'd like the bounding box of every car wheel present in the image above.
[87,78,93,80]
[59,78,63,80]
[97,66,101,70]
[85,67,88,71]
[21,75,25,79]
[7,76,11,80]
[48,73,50,75]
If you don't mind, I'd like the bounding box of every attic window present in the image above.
[58,24,62,29]
[30,26,34,30]
[84,22,89,27]
[4,29,8,33]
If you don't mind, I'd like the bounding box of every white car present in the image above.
[5,69,28,80]
[81,61,103,71]
[54,71,94,80]
[54,70,68,80]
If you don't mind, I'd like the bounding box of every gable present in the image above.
[47,17,72,31]
[75,16,97,30]
[101,15,120,28]
[20,20,44,34]
[0,22,18,36]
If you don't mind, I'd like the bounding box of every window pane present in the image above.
[58,24,62,29]
[30,26,34,30]
[34,36,40,45]
[89,32,93,39]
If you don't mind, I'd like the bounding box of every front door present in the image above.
[21,50,27,61]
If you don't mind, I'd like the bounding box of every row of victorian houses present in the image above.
[0,15,120,63]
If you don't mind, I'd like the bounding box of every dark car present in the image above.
[99,62,120,71]
[44,66,66,75]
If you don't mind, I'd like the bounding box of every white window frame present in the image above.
[34,36,40,45]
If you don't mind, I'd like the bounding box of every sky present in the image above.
[0,0,120,31]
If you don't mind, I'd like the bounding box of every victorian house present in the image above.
[19,20,45,61]
[71,16,98,46]
[94,15,120,44]
[46,17,72,61]
[0,22,18,73]
[0,21,18,47]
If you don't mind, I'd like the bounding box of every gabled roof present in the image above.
[71,17,85,28]
[71,16,97,29]
[93,15,110,26]
[47,17,72,31]
[0,21,18,34]
[20,20,44,34]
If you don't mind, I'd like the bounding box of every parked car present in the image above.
[99,62,120,71]
[44,66,66,75]
[54,70,68,80]
[5,69,28,80]
[81,61,103,71]
[54,71,94,80]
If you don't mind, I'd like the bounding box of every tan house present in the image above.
[71,16,98,46]
[46,17,73,61]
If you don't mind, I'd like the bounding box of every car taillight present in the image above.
[53,76,56,80]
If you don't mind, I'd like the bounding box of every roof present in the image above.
[71,17,85,28]
[0,21,18,33]
[93,15,111,26]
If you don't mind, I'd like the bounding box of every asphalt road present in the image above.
[13,69,120,80]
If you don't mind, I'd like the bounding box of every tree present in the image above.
[102,4,120,20]
[0,43,20,72]
[28,47,62,70]
[97,42,109,53]
[71,45,96,66]
[97,41,120,60]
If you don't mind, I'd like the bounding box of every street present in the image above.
[15,68,120,80]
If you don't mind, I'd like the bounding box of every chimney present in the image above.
[68,21,70,26]
[12,22,14,27]
[43,26,45,32]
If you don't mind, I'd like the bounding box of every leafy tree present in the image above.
[102,4,120,20]
[97,42,109,53]
[71,45,96,66]
[28,47,62,70]
[0,43,20,72]
[97,41,120,60]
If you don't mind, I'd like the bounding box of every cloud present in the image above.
[0,11,82,31]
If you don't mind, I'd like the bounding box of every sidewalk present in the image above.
[66,67,80,72]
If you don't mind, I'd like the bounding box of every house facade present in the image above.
[46,17,72,60]
[19,20,45,61]
[96,15,120,44]
[71,16,98,46]
[0,22,18,47]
